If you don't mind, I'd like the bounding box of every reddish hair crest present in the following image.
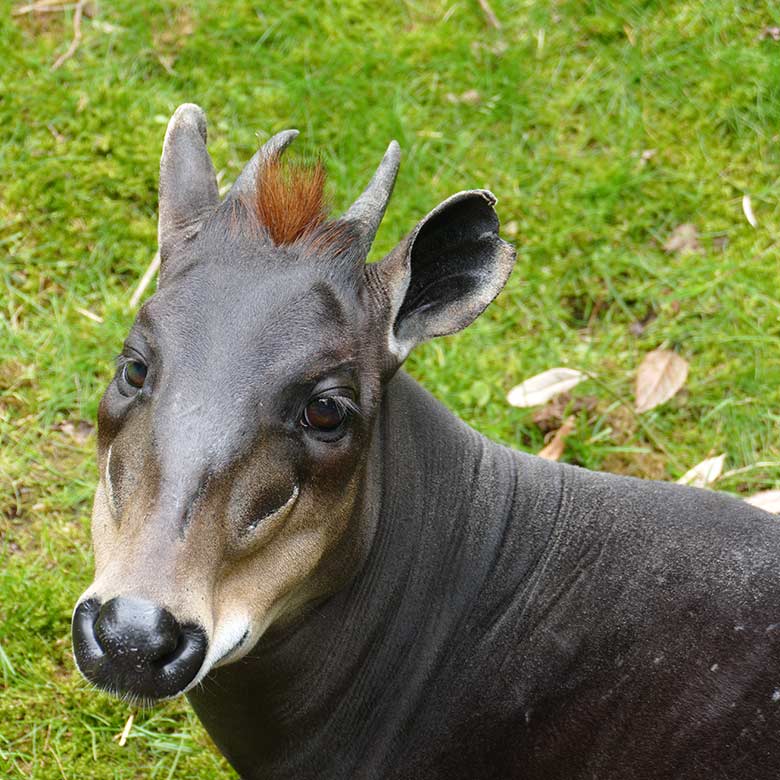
[256,155,327,245]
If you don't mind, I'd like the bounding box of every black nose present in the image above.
[72,597,207,701]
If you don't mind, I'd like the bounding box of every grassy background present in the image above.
[2,0,780,776]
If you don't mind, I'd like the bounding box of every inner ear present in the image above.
[386,190,515,357]
[396,193,501,333]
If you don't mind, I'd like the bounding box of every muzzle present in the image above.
[72,596,207,700]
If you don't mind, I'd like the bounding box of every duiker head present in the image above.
[72,104,515,702]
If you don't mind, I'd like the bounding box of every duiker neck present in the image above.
[188,370,560,778]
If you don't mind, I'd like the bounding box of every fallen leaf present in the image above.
[635,349,688,413]
[507,368,588,408]
[744,490,780,514]
[742,194,758,228]
[677,454,725,488]
[54,419,94,445]
[538,416,575,461]
[445,90,482,105]
[758,26,780,41]
[663,223,702,254]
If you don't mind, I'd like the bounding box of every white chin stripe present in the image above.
[185,615,251,692]
[104,445,118,518]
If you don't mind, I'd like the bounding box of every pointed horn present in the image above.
[226,129,299,201]
[342,140,401,254]
[158,104,219,261]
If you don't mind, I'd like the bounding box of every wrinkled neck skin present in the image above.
[187,371,780,780]
[187,370,557,778]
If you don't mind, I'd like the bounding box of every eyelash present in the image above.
[115,353,143,369]
[326,393,362,418]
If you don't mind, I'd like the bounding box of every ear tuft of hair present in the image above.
[256,154,328,245]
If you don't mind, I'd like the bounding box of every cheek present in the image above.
[214,526,329,626]
[90,481,119,574]
[213,480,360,627]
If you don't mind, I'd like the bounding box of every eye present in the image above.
[122,360,147,389]
[302,397,346,432]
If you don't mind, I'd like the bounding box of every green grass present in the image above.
[2,0,780,776]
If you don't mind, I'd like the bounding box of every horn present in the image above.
[225,129,299,201]
[158,104,219,261]
[341,140,401,255]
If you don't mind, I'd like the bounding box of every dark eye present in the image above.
[123,360,147,389]
[302,397,346,431]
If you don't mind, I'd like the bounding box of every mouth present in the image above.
[72,589,258,703]
[183,615,252,693]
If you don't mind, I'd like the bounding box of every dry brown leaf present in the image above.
[676,454,725,488]
[635,349,688,413]
[54,419,94,445]
[663,223,702,254]
[445,90,482,105]
[507,368,587,408]
[744,490,780,514]
[538,416,575,461]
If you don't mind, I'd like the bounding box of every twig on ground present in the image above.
[129,251,161,308]
[477,0,501,30]
[13,0,76,15]
[75,306,103,323]
[51,0,85,71]
[115,712,134,747]
[721,461,780,480]
[46,122,66,142]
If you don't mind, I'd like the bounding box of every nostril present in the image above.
[152,624,205,671]
[153,632,185,669]
[72,598,105,660]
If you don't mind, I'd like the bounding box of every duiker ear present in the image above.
[369,190,515,362]
[158,104,219,261]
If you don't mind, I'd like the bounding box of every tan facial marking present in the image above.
[81,458,361,689]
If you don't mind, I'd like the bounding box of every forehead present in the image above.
[136,260,359,373]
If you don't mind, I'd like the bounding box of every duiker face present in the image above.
[72,104,514,702]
